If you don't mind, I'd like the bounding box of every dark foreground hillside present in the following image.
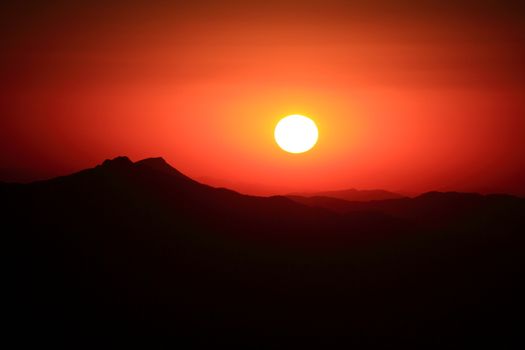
[3,157,524,340]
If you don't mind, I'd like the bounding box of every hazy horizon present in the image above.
[2,1,524,196]
[2,155,522,198]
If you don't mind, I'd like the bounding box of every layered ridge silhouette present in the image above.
[3,157,523,338]
[288,188,405,202]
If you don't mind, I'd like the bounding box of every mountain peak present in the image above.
[95,156,190,180]
[135,157,167,166]
[134,157,189,179]
[101,156,133,169]
[134,157,171,170]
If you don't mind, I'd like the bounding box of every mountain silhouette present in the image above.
[287,191,523,228]
[289,188,405,201]
[3,157,524,340]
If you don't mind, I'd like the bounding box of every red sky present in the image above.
[1,1,524,195]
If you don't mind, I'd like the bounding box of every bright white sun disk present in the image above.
[274,115,318,154]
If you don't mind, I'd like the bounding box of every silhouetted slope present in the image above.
[13,156,400,243]
[3,157,524,340]
[289,188,405,201]
[288,191,524,228]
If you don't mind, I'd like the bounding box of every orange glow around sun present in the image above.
[0,2,524,196]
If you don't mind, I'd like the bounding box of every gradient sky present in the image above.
[1,1,524,195]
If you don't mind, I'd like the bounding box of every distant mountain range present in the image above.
[3,156,523,339]
[287,191,523,227]
[288,188,405,201]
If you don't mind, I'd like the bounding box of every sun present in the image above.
[274,114,318,154]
